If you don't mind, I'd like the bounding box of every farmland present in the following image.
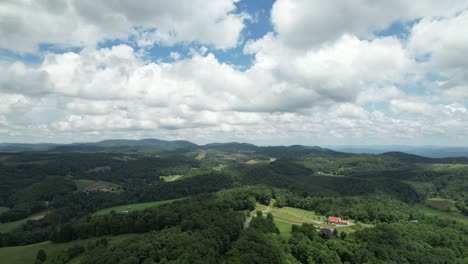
[73,179,121,192]
[252,202,371,239]
[0,211,47,233]
[93,198,186,215]
[160,174,182,182]
[0,233,140,264]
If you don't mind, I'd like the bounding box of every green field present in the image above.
[0,233,139,264]
[160,175,182,182]
[252,203,368,238]
[0,211,47,233]
[416,204,468,224]
[425,198,457,211]
[0,206,10,214]
[73,179,121,191]
[93,198,186,215]
[213,164,227,171]
[274,219,293,240]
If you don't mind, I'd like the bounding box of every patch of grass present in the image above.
[274,219,293,240]
[195,151,206,160]
[416,204,468,224]
[280,207,327,222]
[0,206,10,214]
[0,233,140,264]
[160,175,182,182]
[425,198,457,211]
[0,211,47,233]
[213,164,226,171]
[93,198,187,216]
[253,203,369,232]
[73,180,121,192]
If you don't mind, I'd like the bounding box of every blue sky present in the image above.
[0,0,467,145]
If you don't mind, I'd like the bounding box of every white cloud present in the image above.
[0,0,247,52]
[1,1,468,145]
[271,0,468,48]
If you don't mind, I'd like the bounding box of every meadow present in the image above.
[0,233,139,264]
[93,198,186,215]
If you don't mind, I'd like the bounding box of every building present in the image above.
[328,216,342,223]
[328,216,350,225]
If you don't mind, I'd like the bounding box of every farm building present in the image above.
[328,216,341,223]
[328,216,350,225]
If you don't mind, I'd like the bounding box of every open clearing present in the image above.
[0,233,139,264]
[160,175,182,182]
[0,211,47,233]
[213,164,227,171]
[74,179,121,192]
[93,198,186,215]
[425,198,457,211]
[195,151,206,160]
[252,203,369,239]
[416,204,468,224]
[274,219,294,240]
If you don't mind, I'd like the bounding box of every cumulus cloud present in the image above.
[271,0,468,48]
[1,0,468,145]
[0,0,247,52]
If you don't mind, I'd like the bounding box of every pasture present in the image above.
[93,198,186,215]
[252,203,367,238]
[0,233,139,264]
[0,211,47,233]
[160,175,182,182]
[73,179,121,192]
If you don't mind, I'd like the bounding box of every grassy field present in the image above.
[0,206,10,214]
[160,175,182,182]
[416,204,468,224]
[0,233,140,264]
[213,164,227,171]
[274,219,293,240]
[425,198,457,211]
[252,203,368,238]
[195,151,206,160]
[73,179,121,191]
[0,211,47,233]
[93,198,186,215]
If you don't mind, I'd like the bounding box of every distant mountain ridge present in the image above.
[1,139,468,159]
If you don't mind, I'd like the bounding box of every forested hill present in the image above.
[0,141,467,263]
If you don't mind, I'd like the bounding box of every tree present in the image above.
[36,249,47,262]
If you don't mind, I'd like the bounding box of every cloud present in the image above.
[271,0,468,48]
[1,1,468,145]
[0,0,247,52]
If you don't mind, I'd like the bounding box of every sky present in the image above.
[1,0,468,146]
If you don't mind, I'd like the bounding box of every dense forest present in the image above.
[0,142,467,263]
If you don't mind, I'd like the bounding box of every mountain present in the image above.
[92,138,198,150]
[202,142,349,158]
[0,143,57,152]
[328,145,468,158]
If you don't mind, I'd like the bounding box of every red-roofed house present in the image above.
[328,216,341,223]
